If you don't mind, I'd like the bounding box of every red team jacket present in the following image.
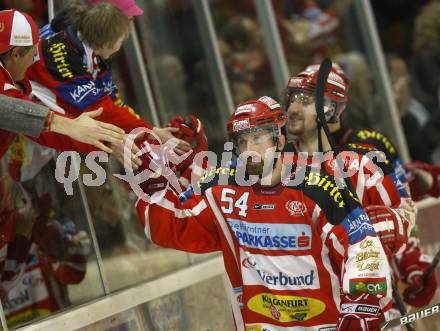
[136,164,392,330]
[0,62,95,158]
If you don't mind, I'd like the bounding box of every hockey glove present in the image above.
[364,205,408,255]
[400,249,437,307]
[406,161,440,201]
[137,139,179,197]
[337,292,385,331]
[167,114,208,173]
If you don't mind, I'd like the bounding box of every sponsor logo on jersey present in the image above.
[356,130,396,155]
[242,255,257,268]
[391,171,409,198]
[228,220,311,250]
[247,293,325,322]
[256,269,315,288]
[241,252,320,290]
[245,326,277,331]
[342,208,375,244]
[285,200,307,216]
[253,203,275,210]
[47,42,74,79]
[303,172,359,208]
[56,73,117,111]
[349,277,387,296]
[356,249,380,262]
[318,327,337,331]
[393,158,408,182]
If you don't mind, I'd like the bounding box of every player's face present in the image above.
[287,91,317,136]
[236,129,275,155]
[235,129,278,175]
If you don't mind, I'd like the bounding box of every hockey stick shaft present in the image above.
[315,58,413,331]
[423,246,440,284]
[381,302,440,330]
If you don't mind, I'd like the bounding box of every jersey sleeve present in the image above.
[317,206,393,309]
[301,168,392,309]
[135,188,221,253]
[87,96,154,133]
[29,131,96,154]
[0,76,97,154]
[354,155,416,239]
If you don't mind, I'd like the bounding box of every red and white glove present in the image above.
[400,250,438,307]
[137,139,179,196]
[364,205,408,256]
[337,293,385,331]
[405,161,440,201]
[167,114,208,173]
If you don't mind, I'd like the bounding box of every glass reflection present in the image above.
[0,154,105,329]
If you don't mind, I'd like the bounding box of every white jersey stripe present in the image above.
[223,275,244,331]
[356,157,366,202]
[321,223,342,312]
[376,182,391,205]
[311,204,321,227]
[205,189,239,265]
[143,204,152,240]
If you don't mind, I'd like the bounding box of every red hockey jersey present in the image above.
[136,164,392,330]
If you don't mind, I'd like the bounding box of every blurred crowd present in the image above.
[0,0,439,329]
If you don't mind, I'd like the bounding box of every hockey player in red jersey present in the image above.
[283,65,416,257]
[330,107,438,310]
[136,96,392,330]
[287,62,437,310]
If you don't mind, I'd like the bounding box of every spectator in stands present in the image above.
[40,0,144,39]
[0,9,126,158]
[334,52,376,130]
[219,16,274,101]
[28,1,190,158]
[386,54,432,162]
[0,94,125,145]
[276,0,341,74]
[412,1,440,115]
